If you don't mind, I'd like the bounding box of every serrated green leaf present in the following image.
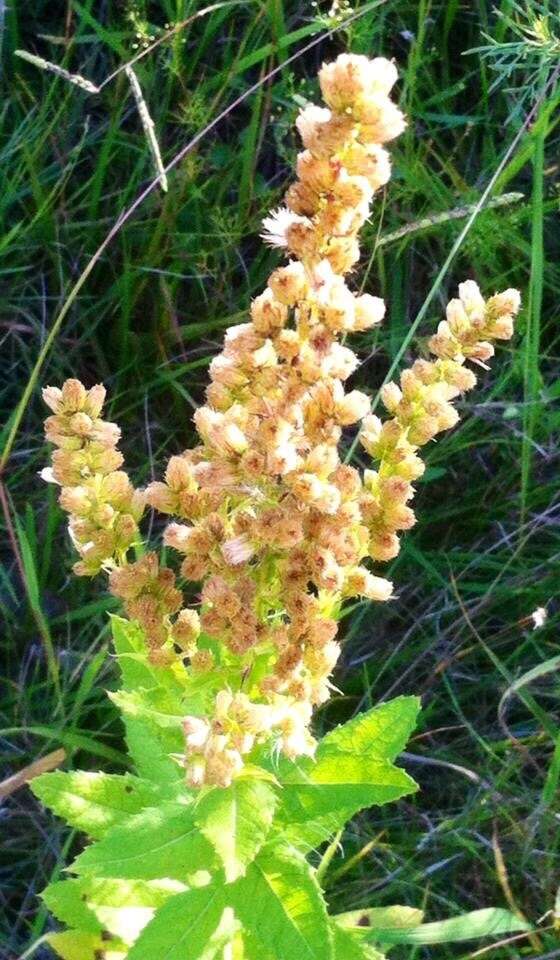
[282,759,416,820]
[111,616,174,691]
[30,771,165,839]
[43,877,186,945]
[230,845,333,960]
[319,697,421,762]
[46,930,126,960]
[123,713,183,785]
[126,885,236,960]
[195,778,277,882]
[283,810,356,853]
[110,617,185,784]
[332,922,385,960]
[42,879,102,934]
[277,697,420,830]
[110,687,185,729]
[70,801,214,881]
[365,908,532,945]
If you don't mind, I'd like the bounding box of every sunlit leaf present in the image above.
[230,845,333,960]
[277,697,420,828]
[42,877,185,945]
[30,770,164,839]
[364,908,532,945]
[195,777,277,881]
[126,885,236,960]
[70,801,214,881]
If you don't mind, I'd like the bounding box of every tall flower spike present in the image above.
[42,380,145,576]
[43,54,520,789]
[360,282,521,563]
[146,54,399,788]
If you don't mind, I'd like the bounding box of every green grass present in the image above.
[1,2,559,958]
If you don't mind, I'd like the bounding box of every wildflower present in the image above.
[41,380,145,576]
[360,280,520,564]
[42,53,520,789]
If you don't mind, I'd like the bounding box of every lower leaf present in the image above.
[46,930,127,960]
[126,886,237,960]
[364,908,532,946]
[70,802,215,881]
[230,845,333,960]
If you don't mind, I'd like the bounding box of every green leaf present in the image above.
[111,616,169,692]
[230,845,333,960]
[126,885,236,960]
[319,697,421,762]
[332,923,385,960]
[110,687,185,730]
[364,908,532,945]
[283,810,356,853]
[241,931,275,959]
[123,712,183,785]
[195,778,278,881]
[110,617,184,784]
[278,697,420,828]
[42,879,102,934]
[46,930,126,960]
[70,801,215,881]
[109,686,185,774]
[30,771,165,839]
[42,877,186,945]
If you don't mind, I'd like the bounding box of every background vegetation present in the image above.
[1,1,559,957]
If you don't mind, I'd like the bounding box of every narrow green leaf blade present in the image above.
[367,908,532,945]
[30,771,164,839]
[336,905,424,933]
[231,846,333,960]
[195,778,277,881]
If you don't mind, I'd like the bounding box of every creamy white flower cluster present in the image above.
[43,54,520,789]
[41,380,145,576]
[143,54,409,786]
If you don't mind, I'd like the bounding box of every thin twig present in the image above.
[377,192,524,247]
[0,749,66,800]
[14,49,100,93]
[125,65,167,192]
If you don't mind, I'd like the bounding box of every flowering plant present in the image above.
[35,53,523,959]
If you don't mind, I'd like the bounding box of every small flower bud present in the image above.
[335,389,371,426]
[268,261,309,305]
[345,566,393,602]
[163,522,194,553]
[353,293,386,330]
